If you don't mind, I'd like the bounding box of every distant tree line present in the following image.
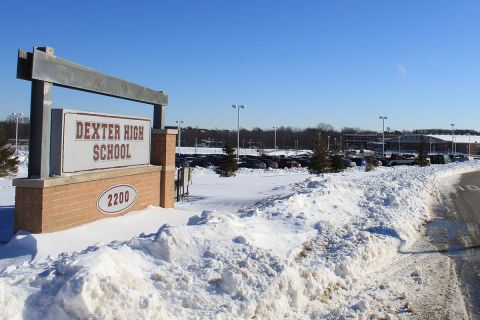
[1,114,477,151]
[172,123,480,151]
[0,115,30,143]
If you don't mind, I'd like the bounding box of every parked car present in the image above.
[239,158,267,169]
[293,156,311,167]
[388,158,416,166]
[450,154,469,162]
[190,158,215,168]
[175,158,190,168]
[343,158,356,167]
[365,156,382,167]
[261,158,279,169]
[277,158,301,169]
[351,158,366,166]
[430,154,451,164]
[204,155,222,166]
[377,157,390,166]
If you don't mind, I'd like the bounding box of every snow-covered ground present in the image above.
[1,161,480,319]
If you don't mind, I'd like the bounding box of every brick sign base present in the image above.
[13,166,161,233]
[13,129,177,233]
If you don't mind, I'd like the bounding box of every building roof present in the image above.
[427,135,480,144]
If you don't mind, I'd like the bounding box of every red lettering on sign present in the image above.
[134,126,139,140]
[114,144,120,159]
[100,145,106,160]
[84,122,91,139]
[115,125,120,140]
[139,126,144,140]
[76,121,83,139]
[124,125,130,140]
[121,144,126,158]
[107,144,114,159]
[91,123,100,140]
[108,124,114,139]
[101,123,108,139]
[93,144,99,161]
[127,144,131,158]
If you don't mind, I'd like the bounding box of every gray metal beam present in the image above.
[19,48,168,106]
[153,104,166,129]
[17,50,32,81]
[28,47,53,179]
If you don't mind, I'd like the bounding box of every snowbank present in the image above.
[1,162,479,319]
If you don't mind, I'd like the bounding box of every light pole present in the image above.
[232,104,246,162]
[450,123,455,155]
[379,116,388,157]
[468,133,471,156]
[176,120,184,153]
[11,112,23,154]
[327,136,330,154]
[273,126,277,150]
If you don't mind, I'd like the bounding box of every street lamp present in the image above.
[379,116,388,157]
[11,112,23,154]
[450,123,455,155]
[232,104,246,162]
[273,126,277,150]
[176,120,184,153]
[468,133,471,156]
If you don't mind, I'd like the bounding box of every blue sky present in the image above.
[1,0,479,131]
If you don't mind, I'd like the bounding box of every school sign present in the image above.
[13,46,177,233]
[51,110,151,174]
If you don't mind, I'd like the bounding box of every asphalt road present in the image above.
[432,170,480,319]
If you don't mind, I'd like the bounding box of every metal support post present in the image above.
[28,47,54,178]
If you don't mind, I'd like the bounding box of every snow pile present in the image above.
[1,162,479,319]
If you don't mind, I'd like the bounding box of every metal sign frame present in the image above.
[17,46,168,178]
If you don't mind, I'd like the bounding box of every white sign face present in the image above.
[61,110,151,173]
[97,184,137,214]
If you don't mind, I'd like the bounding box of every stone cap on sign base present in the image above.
[152,128,178,135]
[13,165,162,188]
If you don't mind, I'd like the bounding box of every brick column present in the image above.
[151,129,178,208]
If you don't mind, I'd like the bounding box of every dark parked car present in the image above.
[377,157,390,166]
[293,156,311,167]
[430,154,451,164]
[190,158,215,168]
[365,157,382,167]
[204,155,222,166]
[343,158,356,167]
[261,158,279,169]
[175,158,190,168]
[277,158,301,169]
[351,158,366,166]
[450,154,469,162]
[239,159,267,169]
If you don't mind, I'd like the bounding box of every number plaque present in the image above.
[97,184,137,214]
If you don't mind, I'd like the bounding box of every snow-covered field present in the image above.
[1,161,479,319]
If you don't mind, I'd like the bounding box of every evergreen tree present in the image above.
[216,143,238,177]
[308,133,330,174]
[330,142,345,173]
[0,127,19,177]
[417,135,429,166]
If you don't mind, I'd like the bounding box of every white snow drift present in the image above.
[1,162,480,319]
